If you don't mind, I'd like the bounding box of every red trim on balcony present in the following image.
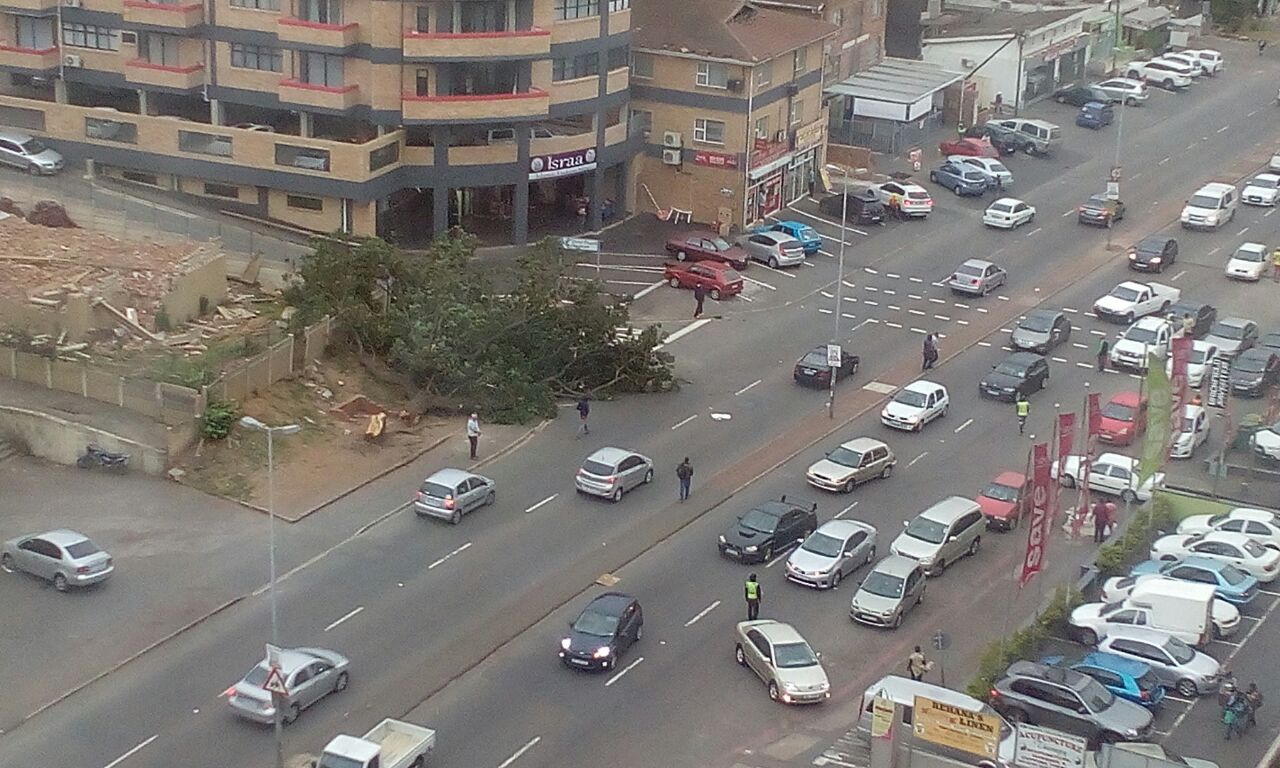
[279,79,358,94]
[278,17,358,31]
[126,59,205,73]
[0,44,59,54]
[123,1,203,11]
[401,88,548,102]
[403,26,549,39]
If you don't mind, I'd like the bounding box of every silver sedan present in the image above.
[226,647,350,724]
[1,529,113,591]
[738,231,807,268]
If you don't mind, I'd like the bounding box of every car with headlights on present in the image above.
[1,529,113,592]
[558,592,642,671]
[785,519,877,589]
[1110,558,1259,606]
[1010,309,1071,354]
[735,620,829,704]
[849,555,926,628]
[947,258,1007,296]
[983,197,1036,229]
[719,496,818,563]
[574,447,654,502]
[226,647,349,724]
[1127,235,1177,273]
[989,660,1154,745]
[1095,626,1222,697]
[805,436,895,493]
[1230,348,1280,396]
[1177,507,1280,550]
[977,471,1029,531]
[1098,391,1146,446]
[1225,242,1269,281]
[1150,531,1280,582]
[980,352,1050,401]
[880,380,949,432]
[1242,173,1280,207]
[1204,317,1258,357]
[1169,404,1210,459]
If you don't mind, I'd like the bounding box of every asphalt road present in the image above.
[7,37,1280,768]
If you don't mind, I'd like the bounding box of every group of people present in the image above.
[1223,681,1265,740]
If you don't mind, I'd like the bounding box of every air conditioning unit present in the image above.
[786,83,800,96]
[62,54,83,68]
[726,78,743,92]
[62,0,82,8]
[661,148,681,166]
[662,130,683,148]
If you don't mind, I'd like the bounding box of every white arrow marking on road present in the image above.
[954,419,973,434]
[671,414,698,430]
[735,379,762,396]
[685,600,721,627]
[324,606,364,632]
[103,735,159,768]
[655,318,713,350]
[525,494,557,514]
[428,542,473,570]
[605,656,645,687]
[498,737,541,768]
[906,452,929,468]
[834,501,859,519]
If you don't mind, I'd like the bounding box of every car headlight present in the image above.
[719,535,726,544]
[745,545,759,553]
[1126,728,1140,737]
[783,681,800,692]
[920,556,936,566]
[593,646,612,659]
[1206,213,1219,224]
[1128,253,1137,260]
[1150,257,1162,264]
[561,638,571,650]
[906,415,920,423]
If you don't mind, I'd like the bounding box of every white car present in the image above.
[1186,49,1224,75]
[1110,317,1172,371]
[1271,151,1280,173]
[876,181,934,218]
[1242,173,1280,206]
[1164,340,1218,388]
[1094,77,1150,105]
[1052,452,1163,503]
[1225,242,1269,281]
[1177,507,1280,549]
[1151,531,1280,582]
[1157,52,1205,77]
[1069,596,1239,644]
[982,197,1036,229]
[734,619,830,704]
[1125,60,1193,89]
[880,380,949,432]
[951,156,1013,188]
[1169,404,1209,459]
[1252,421,1280,460]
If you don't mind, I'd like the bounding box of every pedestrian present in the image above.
[907,646,932,682]
[1259,39,1267,55]
[466,412,481,459]
[744,573,761,620]
[993,92,1004,114]
[957,123,966,138]
[1092,498,1112,543]
[1182,314,1196,338]
[693,282,707,319]
[1272,246,1280,282]
[922,333,938,370]
[676,457,693,502]
[576,395,591,437]
[1246,683,1264,729]
[1225,691,1248,740]
[1015,393,1030,435]
[1097,338,1110,372]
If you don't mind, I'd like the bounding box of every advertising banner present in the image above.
[912,695,999,760]
[1020,442,1052,586]
[1139,351,1172,485]
[1014,723,1087,768]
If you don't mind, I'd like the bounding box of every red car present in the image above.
[937,137,1000,158]
[663,261,743,300]
[977,471,1029,531]
[664,231,749,270]
[1099,391,1147,445]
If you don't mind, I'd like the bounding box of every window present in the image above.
[202,182,240,199]
[789,99,803,126]
[286,195,324,211]
[553,52,598,81]
[630,52,654,79]
[870,0,883,16]
[297,0,341,24]
[696,61,729,88]
[415,68,429,96]
[830,7,843,26]
[275,144,331,172]
[296,52,343,88]
[369,142,399,171]
[629,108,651,136]
[178,130,233,157]
[85,117,137,143]
[230,0,280,9]
[121,170,159,185]
[16,17,55,49]
[458,1,507,33]
[230,43,282,72]
[693,118,725,145]
[754,116,768,139]
[554,0,598,20]
[793,47,807,75]
[139,33,180,67]
[753,62,771,89]
[413,4,430,32]
[607,45,628,71]
[61,22,119,51]
[607,0,628,9]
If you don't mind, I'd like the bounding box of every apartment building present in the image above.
[753,0,886,82]
[0,0,638,244]
[630,0,836,231]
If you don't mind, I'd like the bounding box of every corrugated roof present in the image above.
[634,0,839,63]
[824,57,964,103]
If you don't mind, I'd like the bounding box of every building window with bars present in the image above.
[61,22,119,51]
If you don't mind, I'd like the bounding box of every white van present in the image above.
[858,676,1015,767]
[1180,182,1237,230]
[1068,580,1232,648]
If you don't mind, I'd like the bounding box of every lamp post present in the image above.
[239,415,300,768]
[829,166,850,419]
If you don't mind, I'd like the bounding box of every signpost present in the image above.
[1014,724,1087,768]
[911,695,999,760]
[560,236,600,252]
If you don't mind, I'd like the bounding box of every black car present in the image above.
[719,497,819,563]
[820,187,886,224]
[980,352,1050,401]
[1128,236,1178,273]
[1167,300,1217,339]
[558,592,643,671]
[1010,309,1072,354]
[1077,195,1125,227]
[1054,84,1111,107]
[794,345,860,388]
[1230,348,1280,397]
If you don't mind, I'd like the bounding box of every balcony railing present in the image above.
[122,0,205,30]
[0,45,59,71]
[400,88,549,123]
[402,27,550,60]
[124,59,206,90]
[278,79,361,110]
[277,17,360,49]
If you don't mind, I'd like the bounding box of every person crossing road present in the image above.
[744,574,762,620]
[1015,393,1030,435]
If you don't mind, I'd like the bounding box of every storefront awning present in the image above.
[824,58,964,122]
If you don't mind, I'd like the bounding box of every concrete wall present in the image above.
[160,254,229,326]
[0,404,168,476]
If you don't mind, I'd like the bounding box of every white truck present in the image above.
[1069,580,1234,648]
[1093,281,1180,323]
[1110,317,1172,370]
[316,719,436,768]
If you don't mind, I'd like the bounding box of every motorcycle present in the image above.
[77,444,130,471]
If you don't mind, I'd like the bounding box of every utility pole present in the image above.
[829,166,849,419]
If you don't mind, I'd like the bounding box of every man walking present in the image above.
[576,395,591,437]
[1092,498,1112,543]
[744,573,762,620]
[1246,683,1264,729]
[676,457,694,502]
[1097,338,1110,372]
[466,412,481,459]
[1015,393,1030,435]
[693,282,707,319]
[922,333,938,370]
[907,646,932,682]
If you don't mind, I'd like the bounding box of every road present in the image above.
[6,37,1280,768]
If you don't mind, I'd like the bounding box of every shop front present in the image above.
[745,137,791,225]
[1022,33,1089,104]
[526,146,622,235]
[785,118,826,204]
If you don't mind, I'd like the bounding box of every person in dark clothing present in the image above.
[745,574,761,620]
[576,395,590,437]
[1246,683,1264,728]
[1092,499,1112,543]
[1260,39,1267,55]
[1097,338,1109,372]
[693,283,707,319]
[676,457,693,501]
[922,334,938,370]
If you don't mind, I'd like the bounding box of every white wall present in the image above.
[920,37,1021,107]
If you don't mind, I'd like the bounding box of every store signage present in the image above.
[529,147,596,180]
[1014,724,1087,768]
[1028,34,1085,63]
[1207,357,1231,408]
[870,696,895,738]
[693,150,740,169]
[912,695,999,760]
[1019,442,1052,586]
[794,118,826,153]
[751,137,789,168]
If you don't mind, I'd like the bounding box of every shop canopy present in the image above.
[824,58,964,123]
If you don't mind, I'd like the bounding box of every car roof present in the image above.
[960,258,995,270]
[1200,530,1260,546]
[268,648,329,674]
[1249,173,1280,183]
[0,129,35,142]
[869,554,923,578]
[423,467,476,486]
[326,735,381,763]
[1080,651,1151,678]
[1197,182,1236,194]
[918,496,980,524]
[774,220,811,231]
[903,380,942,394]
[991,470,1027,486]
[1136,235,1174,248]
[814,518,875,540]
[585,446,636,465]
[1003,351,1043,366]
[1100,625,1184,644]
[1024,308,1063,322]
[584,591,637,616]
[1096,452,1137,465]
[1131,316,1169,330]
[750,620,806,644]
[1170,556,1231,573]
[1216,316,1251,328]
[757,230,799,244]
[1227,507,1278,522]
[38,529,92,547]
[838,436,888,453]
[864,674,988,712]
[1238,347,1274,362]
[1005,660,1091,691]
[1107,390,1142,406]
[1235,242,1267,253]
[990,197,1022,207]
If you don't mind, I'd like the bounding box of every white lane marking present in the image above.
[605,656,645,687]
[1185,143,1196,151]
[784,206,869,235]
[765,548,790,568]
[525,494,558,514]
[952,301,969,308]
[928,297,946,305]
[575,263,666,273]
[757,262,797,278]
[1062,209,1075,217]
[1001,345,1013,351]
[1062,307,1078,313]
[997,296,1010,302]
[1158,157,1171,165]
[1162,694,1195,705]
[1025,227,1043,237]
[1083,312,1097,318]
[1248,110,1260,117]
[1090,330,1106,337]
[954,418,974,434]
[864,267,879,275]
[632,282,664,300]
[844,296,858,303]
[843,313,857,320]
[1000,328,1013,333]
[843,280,857,289]
[906,452,929,468]
[885,321,903,328]
[655,318,713,350]
[671,414,698,430]
[1268,209,1276,217]
[603,280,663,287]
[428,542,473,570]
[1211,639,1243,648]
[103,735,160,768]
[819,249,837,258]
[908,309,926,316]
[803,261,816,267]
[834,501,859,519]
[978,341,992,347]
[741,275,776,290]
[1236,227,1250,237]
[976,307,989,314]
[735,379,762,396]
[324,606,365,632]
[684,600,721,627]
[908,276,924,283]
[864,285,879,292]
[821,291,835,298]
[818,308,834,314]
[1128,373,1143,380]
[1076,362,1094,369]
[934,314,950,321]
[910,327,927,334]
[1207,246,1221,257]
[956,319,969,326]
[863,300,879,307]
[909,293,924,300]
[1217,124,1230,133]
[883,289,897,296]
[1052,357,1069,363]
[738,294,755,303]
[1073,343,1089,349]
[886,272,901,279]
[498,737,542,768]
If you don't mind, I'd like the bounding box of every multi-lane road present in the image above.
[5,38,1280,768]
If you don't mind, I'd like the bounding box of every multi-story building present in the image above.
[754,0,886,83]
[0,0,638,244]
[630,0,837,231]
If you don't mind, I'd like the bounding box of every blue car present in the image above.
[757,221,822,255]
[1127,556,1259,606]
[1043,653,1167,711]
[928,161,989,197]
[1076,101,1114,130]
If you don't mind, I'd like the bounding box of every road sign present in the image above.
[912,695,998,760]
[560,236,600,252]
[1109,166,1122,182]
[266,643,281,668]
[932,630,949,651]
[1014,723,1087,768]
[826,344,842,368]
[262,666,289,696]
[1105,182,1120,200]
[1207,357,1231,408]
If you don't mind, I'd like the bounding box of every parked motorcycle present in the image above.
[77,445,129,471]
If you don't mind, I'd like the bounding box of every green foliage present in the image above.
[1095,497,1173,577]
[1212,0,1256,31]
[202,398,238,440]
[965,586,1082,700]
[150,336,265,388]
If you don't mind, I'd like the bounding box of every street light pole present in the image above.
[829,166,850,419]
[1106,92,1125,251]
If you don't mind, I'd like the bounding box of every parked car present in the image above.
[875,181,934,218]
[664,231,749,269]
[738,231,807,268]
[1076,101,1115,129]
[226,647,349,724]
[989,660,1154,745]
[1098,391,1146,446]
[756,220,822,254]
[1225,242,1269,281]
[0,129,64,175]
[1095,626,1222,697]
[984,118,1060,155]
[983,197,1036,229]
[976,471,1029,531]
[1262,332,1280,353]
[1165,340,1218,388]
[1053,453,1163,503]
[413,468,496,524]
[1204,317,1258,357]
[1150,531,1280,582]
[1242,173,1280,207]
[1109,317,1172,371]
[1054,84,1112,106]
[1112,559,1258,606]
[734,620,830,704]
[849,555,927,628]
[937,136,999,158]
[952,156,1013,189]
[794,345,859,388]
[1,529,113,592]
[1177,507,1280,550]
[1078,194,1126,227]
[1010,309,1071,354]
[1252,421,1280,461]
[1124,60,1192,89]
[820,186,887,224]
[718,496,819,564]
[1094,78,1150,105]
[1166,300,1217,339]
[663,261,743,300]
[574,447,654,502]
[1184,49,1224,74]
[558,592,643,671]
[1041,653,1167,711]
[1158,51,1209,77]
[1169,404,1211,459]
[1127,236,1178,273]
[880,380,949,432]
[1068,581,1233,646]
[980,352,1050,401]
[1180,182,1238,231]
[785,519,878,589]
[1230,348,1280,396]
[948,258,1007,296]
[890,496,984,577]
[805,436,895,493]
[929,160,989,196]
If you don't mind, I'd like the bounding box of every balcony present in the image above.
[278,79,361,110]
[402,27,550,61]
[124,59,206,91]
[122,0,205,31]
[277,17,360,50]
[400,88,549,123]
[0,45,59,72]
[0,0,57,13]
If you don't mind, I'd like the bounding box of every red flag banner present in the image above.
[1020,442,1052,587]
[1057,412,1076,476]
[1086,392,1102,444]
[1073,394,1102,536]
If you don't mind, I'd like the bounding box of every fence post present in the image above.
[81,365,88,397]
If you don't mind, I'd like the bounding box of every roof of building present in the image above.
[752,0,826,11]
[1123,5,1172,28]
[824,58,964,105]
[922,7,1082,39]
[634,0,839,63]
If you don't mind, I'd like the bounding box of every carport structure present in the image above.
[825,58,964,154]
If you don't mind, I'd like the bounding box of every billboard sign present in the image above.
[912,695,1000,759]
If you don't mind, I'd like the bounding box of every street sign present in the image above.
[870,696,895,738]
[1109,166,1122,182]
[1014,723,1087,768]
[1207,357,1231,408]
[262,666,288,696]
[826,344,842,368]
[266,643,281,668]
[1105,182,1120,200]
[560,236,600,252]
[932,630,949,651]
[912,695,998,760]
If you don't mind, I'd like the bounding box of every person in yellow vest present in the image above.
[1272,246,1280,283]
[1016,393,1030,435]
[744,574,761,620]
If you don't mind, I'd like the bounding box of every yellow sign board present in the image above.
[911,695,999,760]
[870,696,895,738]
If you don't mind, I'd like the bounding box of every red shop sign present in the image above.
[693,150,740,169]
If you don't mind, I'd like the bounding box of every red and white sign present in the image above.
[1020,442,1052,587]
[262,666,288,695]
[1055,412,1075,524]
[693,150,740,169]
[1072,393,1103,536]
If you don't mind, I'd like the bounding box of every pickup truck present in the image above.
[1109,317,1173,371]
[1093,281,1180,324]
[316,719,435,768]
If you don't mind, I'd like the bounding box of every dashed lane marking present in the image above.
[741,275,777,290]
[1062,209,1075,217]
[906,451,929,468]
[864,285,879,292]
[821,291,835,299]
[324,606,364,632]
[1062,307,1078,313]
[1236,227,1250,238]
[842,313,857,320]
[885,321,903,329]
[1000,328,1013,333]
[684,601,720,627]
[834,501,860,519]
[428,542,473,570]
[1073,343,1089,349]
[997,296,1010,301]
[103,735,160,768]
[1083,312,1098,318]
[978,341,993,347]
[954,418,974,433]
[1171,270,1187,281]
[864,267,879,275]
[910,327,927,334]
[1052,357,1069,363]
[976,308,989,314]
[927,297,946,305]
[1090,330,1106,336]
[1208,247,1221,257]
[1158,157,1171,165]
[956,319,969,326]
[655,319,713,350]
[671,414,698,430]
[1218,124,1230,133]
[766,548,791,568]
[526,494,558,513]
[818,250,837,258]
[886,272,901,279]
[953,302,969,308]
[1025,227,1042,237]
[888,305,902,311]
[735,379,762,396]
[843,280,857,289]
[934,315,950,321]
[908,276,924,283]
[882,289,897,295]
[863,300,879,307]
[909,293,924,300]
[498,737,542,768]
[908,309,926,316]
[818,308,834,314]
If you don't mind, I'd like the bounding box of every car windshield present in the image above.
[801,351,828,367]
[1212,323,1247,340]
[982,482,1019,502]
[774,641,819,668]
[573,609,620,637]
[1237,356,1268,373]
[893,389,928,408]
[989,162,1008,174]
[1234,248,1265,263]
[1220,564,1248,585]
[1180,416,1197,432]
[1161,636,1197,665]
[722,269,742,281]
[1099,600,1127,616]
[827,446,863,468]
[1242,539,1268,557]
[244,663,271,685]
[957,264,984,277]
[20,139,47,154]
[1087,196,1110,207]
[740,508,780,534]
[1020,314,1055,332]
[581,460,614,476]
[861,571,905,598]
[993,360,1028,378]
[1103,402,1135,421]
[707,237,732,251]
[905,517,949,544]
[1111,285,1141,302]
[1188,194,1220,209]
[802,532,844,558]
[1135,670,1161,692]
[1250,177,1278,189]
[963,171,985,182]
[1125,327,1160,344]
[65,540,100,559]
[1081,679,1117,712]
[1190,347,1213,364]
[797,226,817,239]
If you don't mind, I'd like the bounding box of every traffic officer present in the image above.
[744,573,762,620]
[1015,393,1030,435]
[1272,246,1280,283]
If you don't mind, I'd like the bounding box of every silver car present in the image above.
[414,467,496,524]
[849,555,927,628]
[785,519,877,589]
[1095,626,1220,697]
[1204,317,1258,358]
[734,619,830,704]
[738,231,807,268]
[1094,77,1150,105]
[0,130,64,175]
[574,446,654,502]
[947,258,1007,297]
[805,436,896,493]
[1,529,113,591]
[226,647,350,724]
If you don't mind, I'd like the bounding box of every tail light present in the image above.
[1265,562,1276,572]
[223,687,236,697]
[1139,690,1150,701]
[989,688,1001,700]
[443,496,455,510]
[76,565,90,574]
